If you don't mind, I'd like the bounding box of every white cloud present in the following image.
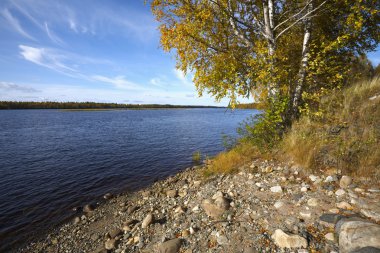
[92,75,145,90]
[0,8,35,40]
[19,45,78,76]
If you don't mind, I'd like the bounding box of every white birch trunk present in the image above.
[291,0,313,117]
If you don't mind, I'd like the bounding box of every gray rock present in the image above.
[142,213,154,228]
[340,176,352,189]
[350,247,380,253]
[336,218,380,253]
[158,238,182,253]
[360,209,380,223]
[319,213,344,225]
[271,229,308,249]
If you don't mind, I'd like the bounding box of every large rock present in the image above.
[340,176,352,189]
[336,218,380,253]
[158,238,182,253]
[271,229,308,249]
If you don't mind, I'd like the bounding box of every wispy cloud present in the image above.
[44,22,65,45]
[19,45,79,77]
[0,8,35,40]
[0,81,39,93]
[92,75,145,90]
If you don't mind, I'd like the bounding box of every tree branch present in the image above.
[276,0,327,40]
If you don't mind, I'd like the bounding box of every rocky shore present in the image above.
[20,159,380,253]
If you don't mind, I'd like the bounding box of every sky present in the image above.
[0,0,379,106]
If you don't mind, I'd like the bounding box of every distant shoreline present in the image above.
[0,101,224,110]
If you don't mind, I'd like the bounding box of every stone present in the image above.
[214,196,230,210]
[202,199,225,218]
[309,175,319,182]
[158,238,182,253]
[324,232,335,241]
[109,228,122,239]
[83,204,95,213]
[336,189,346,197]
[307,198,318,207]
[127,206,138,214]
[301,187,308,192]
[325,175,337,183]
[105,239,116,250]
[73,217,81,224]
[217,235,228,245]
[166,189,178,198]
[270,186,283,193]
[142,213,154,228]
[337,201,353,210]
[243,247,257,253]
[350,247,380,253]
[271,229,308,249]
[300,210,312,219]
[319,213,344,225]
[103,193,113,200]
[339,176,352,189]
[193,180,201,187]
[274,201,284,209]
[336,218,380,253]
[360,209,380,222]
[212,191,224,199]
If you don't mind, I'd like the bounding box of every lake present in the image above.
[0,108,257,251]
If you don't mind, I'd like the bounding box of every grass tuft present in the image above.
[202,142,260,177]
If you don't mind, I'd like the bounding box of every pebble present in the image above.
[142,213,154,228]
[335,189,346,196]
[271,229,308,249]
[307,198,318,207]
[105,239,116,250]
[339,176,352,189]
[158,238,182,253]
[270,185,283,193]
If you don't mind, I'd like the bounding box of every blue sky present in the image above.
[0,0,379,105]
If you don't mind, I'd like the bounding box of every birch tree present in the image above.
[151,0,379,127]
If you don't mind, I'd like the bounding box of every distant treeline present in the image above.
[0,101,222,110]
[235,103,266,110]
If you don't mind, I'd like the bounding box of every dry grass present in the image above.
[281,77,380,181]
[202,142,261,177]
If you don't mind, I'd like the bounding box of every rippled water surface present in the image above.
[0,108,257,251]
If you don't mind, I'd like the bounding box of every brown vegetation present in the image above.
[280,78,380,180]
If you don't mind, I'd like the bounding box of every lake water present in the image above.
[0,108,257,251]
